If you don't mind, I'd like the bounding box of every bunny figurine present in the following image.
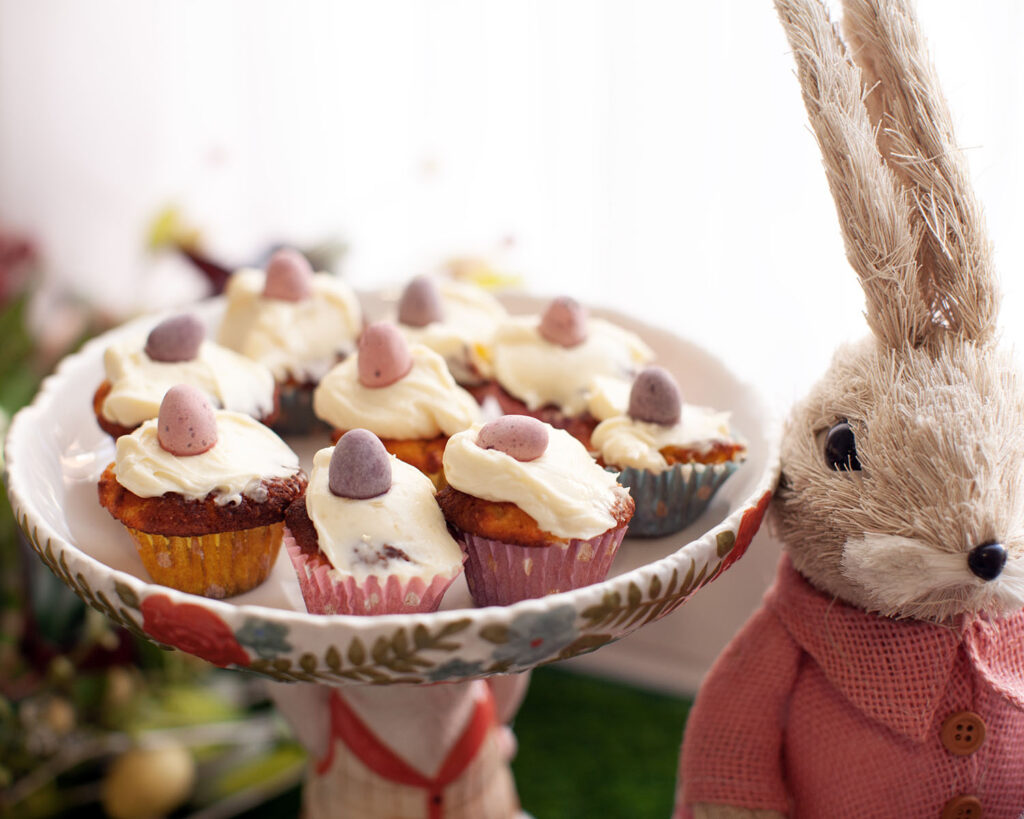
[676,1,1024,817]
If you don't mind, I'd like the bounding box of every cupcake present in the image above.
[490,297,654,448]
[284,429,464,615]
[394,275,507,400]
[313,322,482,486]
[94,314,278,439]
[216,248,362,433]
[438,416,634,606]
[97,385,307,598]
[591,366,747,537]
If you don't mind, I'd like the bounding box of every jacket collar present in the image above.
[767,555,1024,741]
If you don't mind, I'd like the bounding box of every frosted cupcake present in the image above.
[94,314,278,439]
[313,322,482,486]
[490,297,654,449]
[591,367,746,537]
[216,248,362,433]
[438,416,634,606]
[284,430,464,615]
[394,275,507,400]
[97,385,307,598]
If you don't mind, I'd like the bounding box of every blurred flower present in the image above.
[234,618,292,660]
[492,605,578,668]
[102,744,195,819]
[0,225,35,307]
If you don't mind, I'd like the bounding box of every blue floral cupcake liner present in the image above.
[611,460,742,538]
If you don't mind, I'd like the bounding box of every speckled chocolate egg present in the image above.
[628,366,682,426]
[262,248,313,301]
[358,322,413,388]
[145,315,204,363]
[539,296,588,347]
[477,415,549,461]
[157,384,218,456]
[329,429,393,499]
[398,276,444,327]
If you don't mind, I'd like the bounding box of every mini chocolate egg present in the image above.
[628,366,682,426]
[145,315,204,363]
[477,415,549,461]
[398,276,444,327]
[358,322,412,388]
[262,248,313,301]
[539,296,588,347]
[329,429,392,499]
[157,385,218,456]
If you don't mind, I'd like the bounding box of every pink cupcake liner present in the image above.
[456,524,628,607]
[284,532,462,616]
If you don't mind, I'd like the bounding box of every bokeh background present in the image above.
[2,1,1023,817]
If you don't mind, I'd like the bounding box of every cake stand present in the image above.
[4,293,779,818]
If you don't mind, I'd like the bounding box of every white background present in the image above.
[2,0,1023,689]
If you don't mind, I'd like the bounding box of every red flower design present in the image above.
[141,594,250,668]
[722,489,772,573]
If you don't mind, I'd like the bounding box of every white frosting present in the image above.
[101,337,276,427]
[313,345,482,439]
[443,423,624,540]
[114,411,301,505]
[591,406,742,471]
[305,447,463,582]
[585,374,633,422]
[217,268,362,383]
[396,278,507,383]
[491,316,654,416]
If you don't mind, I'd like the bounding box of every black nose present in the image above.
[967,542,1007,581]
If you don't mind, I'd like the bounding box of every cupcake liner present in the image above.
[611,460,741,538]
[284,533,462,616]
[127,522,284,598]
[456,524,628,607]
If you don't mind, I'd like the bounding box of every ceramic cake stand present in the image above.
[4,293,779,818]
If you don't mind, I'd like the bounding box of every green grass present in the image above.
[512,667,692,818]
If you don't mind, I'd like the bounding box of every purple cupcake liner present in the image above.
[456,524,628,607]
[612,460,741,538]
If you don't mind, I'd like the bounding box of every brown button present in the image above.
[941,711,986,756]
[941,794,982,819]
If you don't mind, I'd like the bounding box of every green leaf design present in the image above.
[627,582,642,608]
[716,529,736,558]
[272,659,292,673]
[391,628,409,657]
[371,637,390,665]
[348,638,367,667]
[300,653,317,674]
[325,645,342,671]
[557,634,613,660]
[413,624,431,649]
[114,581,141,610]
[437,618,471,638]
[648,574,662,599]
[479,624,510,644]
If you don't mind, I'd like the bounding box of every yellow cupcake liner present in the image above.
[127,522,284,599]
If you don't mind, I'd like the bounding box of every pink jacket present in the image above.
[677,556,1024,819]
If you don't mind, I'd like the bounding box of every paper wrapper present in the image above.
[457,524,628,607]
[284,532,463,615]
[127,522,284,598]
[612,461,741,538]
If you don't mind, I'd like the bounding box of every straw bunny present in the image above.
[676,0,1024,817]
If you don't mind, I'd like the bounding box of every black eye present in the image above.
[824,421,861,471]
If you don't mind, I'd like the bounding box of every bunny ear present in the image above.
[775,0,932,350]
[841,0,999,344]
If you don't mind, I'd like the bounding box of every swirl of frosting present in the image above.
[313,345,481,439]
[491,316,653,416]
[305,447,463,582]
[396,278,507,383]
[217,268,362,383]
[114,411,301,505]
[591,405,740,471]
[101,337,277,427]
[443,423,623,540]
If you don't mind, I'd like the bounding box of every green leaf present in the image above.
[325,645,342,670]
[391,628,409,657]
[413,624,431,649]
[371,637,390,665]
[648,575,662,599]
[479,624,510,644]
[347,638,366,667]
[299,653,317,674]
[716,530,736,558]
[627,582,642,608]
[437,618,472,638]
[114,581,141,609]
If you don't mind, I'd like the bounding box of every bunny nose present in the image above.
[967,542,1007,581]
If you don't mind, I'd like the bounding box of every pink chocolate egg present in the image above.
[539,296,588,347]
[145,314,204,363]
[358,322,412,388]
[628,366,682,426]
[329,429,392,499]
[157,384,218,456]
[262,248,313,301]
[477,415,549,462]
[398,276,444,327]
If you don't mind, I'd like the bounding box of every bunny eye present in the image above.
[824,421,861,471]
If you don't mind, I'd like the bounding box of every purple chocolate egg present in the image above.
[477,415,549,461]
[539,296,588,347]
[262,248,313,301]
[358,322,412,388]
[157,384,218,456]
[145,314,204,363]
[329,429,392,499]
[398,276,444,327]
[628,366,682,426]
